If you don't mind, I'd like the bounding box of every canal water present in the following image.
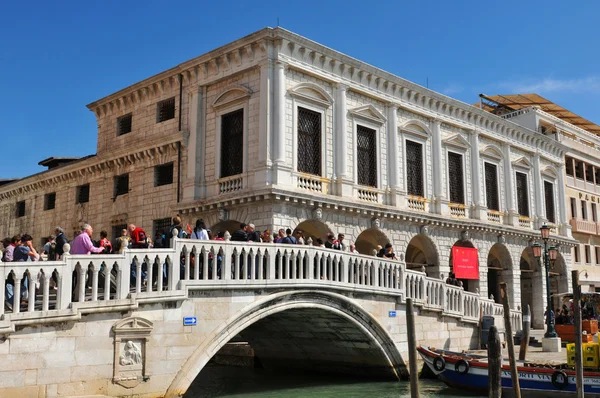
[186,365,485,397]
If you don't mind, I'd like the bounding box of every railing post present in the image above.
[13,277,21,314]
[27,274,36,312]
[103,264,111,301]
[42,273,50,311]
[222,245,232,281]
[170,252,181,290]
[91,268,99,302]
[59,257,73,310]
[268,246,276,280]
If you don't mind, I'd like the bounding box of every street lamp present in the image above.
[532,223,558,338]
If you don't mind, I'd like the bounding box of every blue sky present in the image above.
[1,0,599,178]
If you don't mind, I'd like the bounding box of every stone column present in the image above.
[183,87,205,201]
[335,84,352,196]
[503,143,518,226]
[533,154,545,227]
[258,59,272,168]
[13,277,21,314]
[431,119,447,214]
[387,104,401,205]
[557,163,572,237]
[470,130,485,219]
[272,61,290,186]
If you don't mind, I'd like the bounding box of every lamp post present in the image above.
[531,223,558,338]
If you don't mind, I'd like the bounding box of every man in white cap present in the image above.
[247,223,261,242]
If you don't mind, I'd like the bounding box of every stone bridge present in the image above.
[0,238,521,397]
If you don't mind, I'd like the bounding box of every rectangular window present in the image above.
[593,203,598,223]
[356,125,377,187]
[220,109,244,178]
[574,246,580,263]
[116,113,132,136]
[595,247,600,265]
[515,172,529,217]
[576,161,584,179]
[16,201,25,218]
[586,245,591,264]
[484,163,499,211]
[587,164,595,183]
[44,192,56,211]
[114,174,129,197]
[76,184,90,204]
[154,163,174,187]
[406,140,424,197]
[153,218,172,238]
[571,197,577,218]
[297,107,322,176]
[156,97,175,123]
[582,200,588,220]
[447,152,464,204]
[565,156,574,176]
[543,181,555,223]
[596,168,600,186]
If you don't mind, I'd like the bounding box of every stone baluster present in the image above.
[78,268,86,303]
[91,267,99,301]
[13,277,21,314]
[103,265,111,301]
[193,250,200,280]
[135,258,142,293]
[157,258,164,292]
[42,273,51,312]
[28,274,36,312]
[184,250,190,281]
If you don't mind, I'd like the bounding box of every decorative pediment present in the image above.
[288,82,333,107]
[480,144,503,160]
[512,156,533,169]
[541,165,558,179]
[401,119,431,138]
[212,85,252,109]
[112,316,153,335]
[348,104,386,124]
[442,134,470,149]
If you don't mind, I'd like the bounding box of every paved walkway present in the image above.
[467,345,569,366]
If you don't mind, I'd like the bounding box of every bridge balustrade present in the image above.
[0,239,521,333]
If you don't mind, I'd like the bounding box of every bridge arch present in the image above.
[165,290,404,397]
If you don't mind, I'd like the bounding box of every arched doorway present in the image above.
[165,291,404,397]
[550,252,569,310]
[520,247,542,328]
[448,240,479,293]
[293,220,332,244]
[487,243,513,305]
[355,228,389,255]
[405,234,439,277]
[210,220,243,237]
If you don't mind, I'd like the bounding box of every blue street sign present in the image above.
[183,317,197,326]
[388,311,396,318]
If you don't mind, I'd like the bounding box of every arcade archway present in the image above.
[520,247,541,328]
[293,219,333,244]
[355,228,389,255]
[487,243,513,304]
[210,220,243,236]
[405,234,440,277]
[448,240,479,293]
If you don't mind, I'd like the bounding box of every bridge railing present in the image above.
[0,239,521,331]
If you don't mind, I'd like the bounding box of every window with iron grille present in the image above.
[117,113,132,136]
[114,174,129,197]
[356,125,377,187]
[515,172,529,217]
[156,97,175,123]
[155,163,174,187]
[16,201,25,218]
[484,163,499,211]
[153,218,171,238]
[76,184,90,204]
[596,168,600,186]
[406,140,424,197]
[44,192,56,211]
[565,156,573,176]
[297,107,321,176]
[575,161,584,179]
[587,164,595,183]
[220,109,244,178]
[574,246,580,263]
[447,152,464,204]
[544,181,555,223]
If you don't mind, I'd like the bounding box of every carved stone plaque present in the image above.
[112,317,153,388]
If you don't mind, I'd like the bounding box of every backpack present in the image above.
[48,241,57,261]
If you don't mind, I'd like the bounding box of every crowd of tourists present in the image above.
[1,215,401,311]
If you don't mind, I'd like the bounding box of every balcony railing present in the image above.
[0,237,520,334]
[570,218,598,235]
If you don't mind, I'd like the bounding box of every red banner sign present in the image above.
[452,246,479,280]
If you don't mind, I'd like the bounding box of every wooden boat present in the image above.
[418,345,600,397]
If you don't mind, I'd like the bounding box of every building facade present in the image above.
[482,94,600,293]
[0,28,574,327]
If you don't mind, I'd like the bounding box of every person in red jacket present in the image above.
[128,224,149,249]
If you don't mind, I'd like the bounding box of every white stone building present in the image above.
[0,28,574,327]
[480,94,600,294]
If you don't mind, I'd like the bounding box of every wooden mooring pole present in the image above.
[518,304,530,361]
[488,325,502,398]
[406,298,420,398]
[500,283,521,398]
[572,270,584,398]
